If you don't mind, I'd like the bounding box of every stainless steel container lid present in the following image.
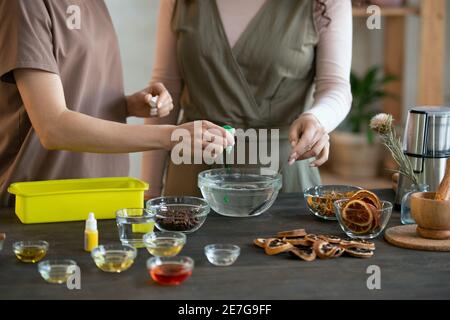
[404,106,450,157]
[410,106,450,115]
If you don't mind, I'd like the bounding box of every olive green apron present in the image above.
[164,0,321,196]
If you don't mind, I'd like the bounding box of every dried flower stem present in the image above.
[370,113,419,185]
[379,127,419,185]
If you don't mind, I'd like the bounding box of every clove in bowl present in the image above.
[146,197,210,233]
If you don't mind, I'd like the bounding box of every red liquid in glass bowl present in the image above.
[147,257,194,285]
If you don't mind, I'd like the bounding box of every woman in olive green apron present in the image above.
[144,0,353,197]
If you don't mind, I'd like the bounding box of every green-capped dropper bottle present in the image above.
[222,125,236,154]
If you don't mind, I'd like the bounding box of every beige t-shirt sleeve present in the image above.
[0,0,59,83]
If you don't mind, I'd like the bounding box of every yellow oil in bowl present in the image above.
[13,241,48,263]
[146,240,184,257]
[143,232,186,257]
[91,244,136,273]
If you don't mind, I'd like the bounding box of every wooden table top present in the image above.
[1,190,449,299]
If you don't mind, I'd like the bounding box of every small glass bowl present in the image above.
[147,256,194,286]
[143,231,186,257]
[12,240,49,263]
[116,208,155,248]
[146,197,210,233]
[303,185,362,220]
[38,260,78,284]
[91,244,137,273]
[204,244,240,266]
[334,199,393,239]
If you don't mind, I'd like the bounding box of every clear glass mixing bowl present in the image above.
[198,168,282,217]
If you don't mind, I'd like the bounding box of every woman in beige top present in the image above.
[0,0,232,207]
[144,0,353,197]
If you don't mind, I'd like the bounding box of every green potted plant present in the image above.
[330,66,396,178]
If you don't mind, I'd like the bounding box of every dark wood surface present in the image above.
[1,190,449,300]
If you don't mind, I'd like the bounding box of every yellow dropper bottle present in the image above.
[84,212,98,252]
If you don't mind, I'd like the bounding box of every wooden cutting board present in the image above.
[384,225,450,252]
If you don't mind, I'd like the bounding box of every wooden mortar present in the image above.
[411,192,450,240]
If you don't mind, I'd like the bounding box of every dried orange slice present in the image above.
[370,209,381,231]
[343,221,373,234]
[342,200,374,227]
[350,190,382,209]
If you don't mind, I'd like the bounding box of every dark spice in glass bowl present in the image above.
[155,208,205,232]
[147,196,210,233]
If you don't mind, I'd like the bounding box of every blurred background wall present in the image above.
[105,0,158,178]
[105,0,450,181]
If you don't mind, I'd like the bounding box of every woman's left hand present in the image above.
[288,113,330,167]
[126,82,174,118]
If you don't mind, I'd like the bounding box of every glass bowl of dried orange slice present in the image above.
[304,185,362,220]
[334,190,393,239]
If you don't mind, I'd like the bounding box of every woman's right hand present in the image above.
[166,120,235,158]
[127,83,174,118]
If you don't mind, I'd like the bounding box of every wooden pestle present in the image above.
[435,158,450,201]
